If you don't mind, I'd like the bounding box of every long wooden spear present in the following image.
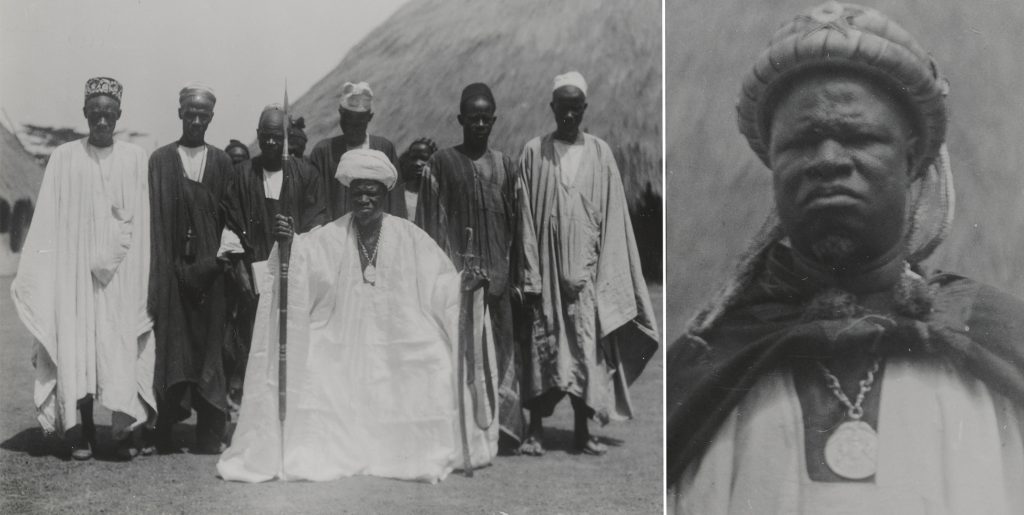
[278,80,291,444]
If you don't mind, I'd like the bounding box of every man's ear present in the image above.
[456,113,466,127]
[178,106,186,121]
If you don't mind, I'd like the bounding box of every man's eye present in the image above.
[843,133,882,146]
[778,135,817,152]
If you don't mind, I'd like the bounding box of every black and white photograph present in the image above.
[666,0,1024,513]
[0,0,662,513]
[11,0,1024,512]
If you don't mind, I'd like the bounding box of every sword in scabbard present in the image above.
[456,226,498,477]
[457,227,475,477]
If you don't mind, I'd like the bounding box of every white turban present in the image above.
[335,148,397,190]
[339,81,373,112]
[552,71,588,97]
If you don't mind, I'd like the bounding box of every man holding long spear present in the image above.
[219,103,326,410]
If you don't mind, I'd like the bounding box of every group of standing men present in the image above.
[11,71,658,482]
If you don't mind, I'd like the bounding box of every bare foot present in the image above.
[115,437,138,461]
[518,435,545,456]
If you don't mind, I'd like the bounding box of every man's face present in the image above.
[339,108,373,144]
[768,73,918,267]
[550,86,587,139]
[402,143,433,181]
[83,95,121,148]
[289,137,306,158]
[227,146,249,164]
[256,111,286,159]
[349,178,387,224]
[458,96,496,146]
[178,96,215,144]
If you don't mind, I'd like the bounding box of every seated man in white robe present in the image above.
[218,149,497,483]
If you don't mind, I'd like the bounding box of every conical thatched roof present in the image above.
[292,0,661,206]
[0,122,42,201]
[0,121,44,275]
[666,0,1024,340]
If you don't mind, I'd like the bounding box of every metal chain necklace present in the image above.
[818,357,882,480]
[357,223,382,284]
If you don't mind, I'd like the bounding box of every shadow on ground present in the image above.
[1,276,664,514]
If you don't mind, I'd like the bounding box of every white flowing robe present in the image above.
[10,139,154,438]
[672,357,1024,514]
[218,214,497,483]
[518,132,659,422]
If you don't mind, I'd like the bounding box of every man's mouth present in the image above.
[803,187,861,209]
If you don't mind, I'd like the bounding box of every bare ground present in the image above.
[0,276,663,514]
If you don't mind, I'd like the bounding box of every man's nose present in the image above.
[808,139,854,180]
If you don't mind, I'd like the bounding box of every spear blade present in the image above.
[283,79,290,162]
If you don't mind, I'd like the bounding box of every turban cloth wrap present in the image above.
[339,82,373,113]
[686,1,956,337]
[552,71,588,97]
[736,1,948,177]
[335,148,398,190]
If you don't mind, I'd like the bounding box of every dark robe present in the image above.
[665,243,1024,487]
[220,154,327,404]
[415,146,524,443]
[148,143,235,422]
[308,134,406,220]
[222,155,327,263]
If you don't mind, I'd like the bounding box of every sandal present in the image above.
[70,439,93,461]
[575,436,607,456]
[70,423,97,461]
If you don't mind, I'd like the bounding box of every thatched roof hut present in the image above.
[292,0,662,276]
[0,122,44,275]
[666,0,1024,340]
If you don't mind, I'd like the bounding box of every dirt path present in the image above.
[0,276,663,514]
